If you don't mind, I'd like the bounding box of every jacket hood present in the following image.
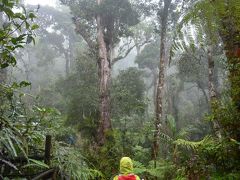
[119,157,133,175]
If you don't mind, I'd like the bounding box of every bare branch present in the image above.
[112,39,152,65]
[112,44,136,65]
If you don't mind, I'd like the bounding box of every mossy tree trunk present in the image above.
[96,0,112,145]
[212,0,240,111]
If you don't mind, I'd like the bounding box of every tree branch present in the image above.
[112,39,151,65]
[74,18,96,51]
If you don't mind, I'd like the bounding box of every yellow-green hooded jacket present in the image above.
[113,157,140,180]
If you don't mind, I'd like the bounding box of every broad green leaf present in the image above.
[31,24,39,30]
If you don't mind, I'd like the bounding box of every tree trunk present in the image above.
[153,0,172,165]
[223,41,240,112]
[96,0,112,145]
[207,45,222,139]
[212,1,240,111]
[153,70,158,108]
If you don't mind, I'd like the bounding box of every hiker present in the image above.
[113,157,140,180]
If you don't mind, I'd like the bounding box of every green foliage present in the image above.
[210,99,240,140]
[0,79,100,178]
[111,68,149,163]
[174,135,213,150]
[51,55,150,179]
[0,82,50,175]
[111,67,146,118]
[133,160,176,179]
[26,158,49,169]
[178,50,208,84]
[0,2,100,178]
[133,145,151,165]
[62,0,139,46]
[56,53,99,139]
[53,142,103,179]
[83,130,124,179]
[135,40,159,70]
[0,0,37,68]
[100,0,139,27]
[173,98,240,178]
[205,99,240,172]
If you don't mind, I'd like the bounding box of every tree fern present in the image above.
[171,0,223,56]
[173,0,240,54]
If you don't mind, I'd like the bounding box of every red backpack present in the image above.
[118,174,137,180]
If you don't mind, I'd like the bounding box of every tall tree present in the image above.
[181,0,240,114]
[33,5,79,76]
[203,8,223,138]
[210,0,240,111]
[152,0,193,163]
[96,0,112,145]
[62,0,139,145]
[175,0,239,138]
[153,0,172,164]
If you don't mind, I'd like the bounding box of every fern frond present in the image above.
[159,132,174,143]
[173,135,213,150]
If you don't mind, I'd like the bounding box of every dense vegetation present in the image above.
[0,0,239,179]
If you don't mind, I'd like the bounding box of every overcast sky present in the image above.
[25,0,57,7]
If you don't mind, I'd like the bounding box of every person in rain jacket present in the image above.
[113,157,140,180]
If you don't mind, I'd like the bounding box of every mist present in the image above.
[0,0,239,179]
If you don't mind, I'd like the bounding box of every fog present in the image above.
[1,0,238,179]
